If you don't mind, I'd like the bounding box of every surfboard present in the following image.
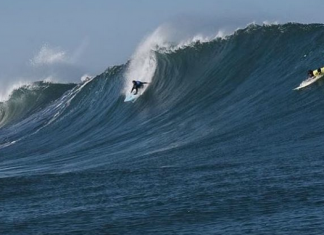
[294,74,324,90]
[124,92,139,103]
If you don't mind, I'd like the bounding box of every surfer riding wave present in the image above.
[131,80,149,95]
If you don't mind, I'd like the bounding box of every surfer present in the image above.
[131,80,149,95]
[308,68,323,78]
[308,70,314,78]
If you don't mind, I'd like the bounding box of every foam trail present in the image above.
[123,25,229,96]
[123,25,192,94]
[123,28,165,95]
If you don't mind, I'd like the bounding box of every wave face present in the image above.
[0,82,76,127]
[2,23,324,234]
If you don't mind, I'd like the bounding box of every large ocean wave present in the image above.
[2,23,324,234]
[2,23,324,176]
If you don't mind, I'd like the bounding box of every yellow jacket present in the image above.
[313,67,324,76]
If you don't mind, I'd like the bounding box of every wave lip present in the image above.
[0,81,76,128]
[123,24,227,96]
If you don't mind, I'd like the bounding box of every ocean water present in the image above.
[1,23,324,234]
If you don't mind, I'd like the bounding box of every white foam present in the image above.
[0,81,32,102]
[262,20,279,26]
[0,77,59,102]
[123,25,227,95]
[30,44,68,66]
[123,27,166,95]
[175,30,226,50]
[80,74,93,82]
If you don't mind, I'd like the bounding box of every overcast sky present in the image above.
[1,0,324,92]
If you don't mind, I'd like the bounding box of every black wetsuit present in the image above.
[131,81,148,95]
[308,70,314,78]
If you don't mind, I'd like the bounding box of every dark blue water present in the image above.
[1,23,324,234]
